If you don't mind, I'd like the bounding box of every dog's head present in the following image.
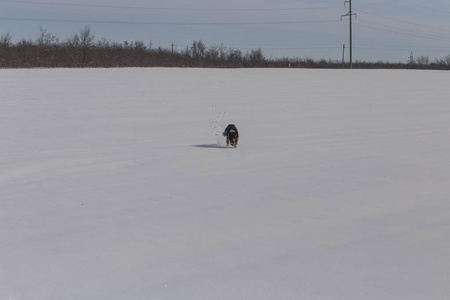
[228,130,237,147]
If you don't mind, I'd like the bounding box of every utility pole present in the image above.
[409,52,414,64]
[341,0,356,69]
[171,43,174,55]
[342,44,345,68]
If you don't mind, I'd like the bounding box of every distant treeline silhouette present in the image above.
[1,26,450,69]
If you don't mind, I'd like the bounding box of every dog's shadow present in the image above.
[192,144,233,149]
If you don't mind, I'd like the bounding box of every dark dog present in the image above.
[222,124,239,147]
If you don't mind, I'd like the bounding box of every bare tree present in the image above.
[33,28,59,67]
[227,48,243,67]
[416,55,429,65]
[36,27,58,47]
[2,26,450,69]
[0,33,12,47]
[206,45,220,63]
[246,48,264,66]
[0,33,13,67]
[191,40,206,61]
[79,26,95,48]
[133,41,146,51]
[445,55,450,67]
[79,26,95,66]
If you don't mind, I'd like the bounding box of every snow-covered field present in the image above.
[1,68,450,300]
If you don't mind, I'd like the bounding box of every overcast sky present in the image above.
[1,0,450,62]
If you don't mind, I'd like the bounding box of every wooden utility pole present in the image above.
[342,44,345,68]
[341,0,356,69]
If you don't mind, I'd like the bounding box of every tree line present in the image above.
[1,26,450,69]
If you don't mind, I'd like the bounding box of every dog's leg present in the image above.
[226,137,230,146]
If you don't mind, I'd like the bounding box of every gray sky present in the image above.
[1,0,450,62]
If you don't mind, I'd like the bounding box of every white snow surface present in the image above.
[1,68,450,300]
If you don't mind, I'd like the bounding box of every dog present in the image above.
[222,124,239,147]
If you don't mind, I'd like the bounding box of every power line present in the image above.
[0,16,339,26]
[359,19,450,40]
[354,46,448,52]
[354,44,450,51]
[254,46,340,50]
[392,3,450,15]
[357,9,450,33]
[354,19,450,43]
[0,0,341,12]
